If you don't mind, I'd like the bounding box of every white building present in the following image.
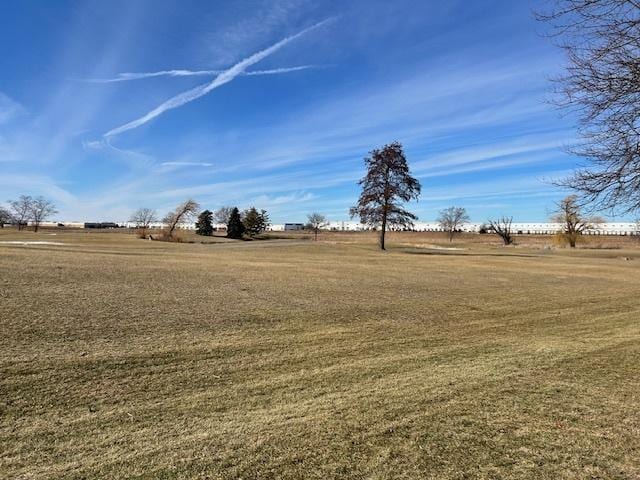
[323,221,640,235]
[32,220,640,236]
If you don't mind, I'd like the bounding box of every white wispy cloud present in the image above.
[85,65,322,83]
[251,191,316,206]
[103,19,333,137]
[161,161,214,167]
[0,92,26,125]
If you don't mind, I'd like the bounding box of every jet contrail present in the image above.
[86,65,320,83]
[104,19,332,137]
[87,70,223,82]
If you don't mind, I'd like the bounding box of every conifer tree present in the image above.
[243,207,270,237]
[350,141,421,250]
[226,207,245,239]
[195,209,214,236]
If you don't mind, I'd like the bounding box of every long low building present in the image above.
[321,221,640,235]
[30,220,640,235]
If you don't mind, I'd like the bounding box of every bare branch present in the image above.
[537,0,640,213]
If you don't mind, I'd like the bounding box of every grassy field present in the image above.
[1,228,640,479]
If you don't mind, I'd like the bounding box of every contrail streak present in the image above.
[86,65,320,83]
[104,19,332,137]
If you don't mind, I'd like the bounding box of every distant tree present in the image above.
[243,207,270,237]
[195,209,214,236]
[551,195,604,247]
[478,223,490,234]
[213,206,234,225]
[226,207,245,239]
[536,1,640,212]
[350,141,421,250]
[29,197,57,233]
[437,206,470,242]
[306,213,328,241]
[8,195,33,231]
[129,207,157,238]
[488,216,514,245]
[163,199,200,239]
[0,207,12,228]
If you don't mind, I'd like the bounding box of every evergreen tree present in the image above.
[243,207,270,236]
[350,141,421,250]
[226,207,245,239]
[195,209,214,236]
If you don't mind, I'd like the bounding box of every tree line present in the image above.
[129,202,272,241]
[1,195,57,232]
[1,176,619,251]
[348,141,615,249]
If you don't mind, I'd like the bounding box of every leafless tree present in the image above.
[437,206,470,242]
[551,195,604,247]
[8,195,33,230]
[350,141,421,250]
[129,208,157,238]
[213,206,234,224]
[0,207,12,228]
[163,199,200,239]
[488,216,514,245]
[307,213,328,241]
[536,1,640,212]
[29,197,57,232]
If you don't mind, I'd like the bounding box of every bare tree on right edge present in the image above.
[551,195,604,248]
[307,213,328,241]
[163,199,200,240]
[129,208,157,238]
[488,216,514,245]
[8,195,33,231]
[437,206,470,242]
[536,1,640,212]
[350,141,421,250]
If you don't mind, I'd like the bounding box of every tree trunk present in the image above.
[34,223,39,233]
[314,228,318,241]
[379,217,386,250]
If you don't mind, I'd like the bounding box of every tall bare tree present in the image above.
[213,206,234,225]
[437,206,470,242]
[537,1,640,212]
[551,195,604,247]
[129,208,157,238]
[350,141,421,250]
[488,216,514,245]
[8,195,33,231]
[0,207,12,228]
[163,199,200,239]
[29,197,57,232]
[307,213,328,241]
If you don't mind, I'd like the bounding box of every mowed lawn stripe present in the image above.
[1,230,639,478]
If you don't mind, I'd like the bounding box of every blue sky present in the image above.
[0,0,597,222]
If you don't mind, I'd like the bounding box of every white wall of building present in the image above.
[29,220,640,235]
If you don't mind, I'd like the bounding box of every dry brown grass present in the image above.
[1,227,639,479]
